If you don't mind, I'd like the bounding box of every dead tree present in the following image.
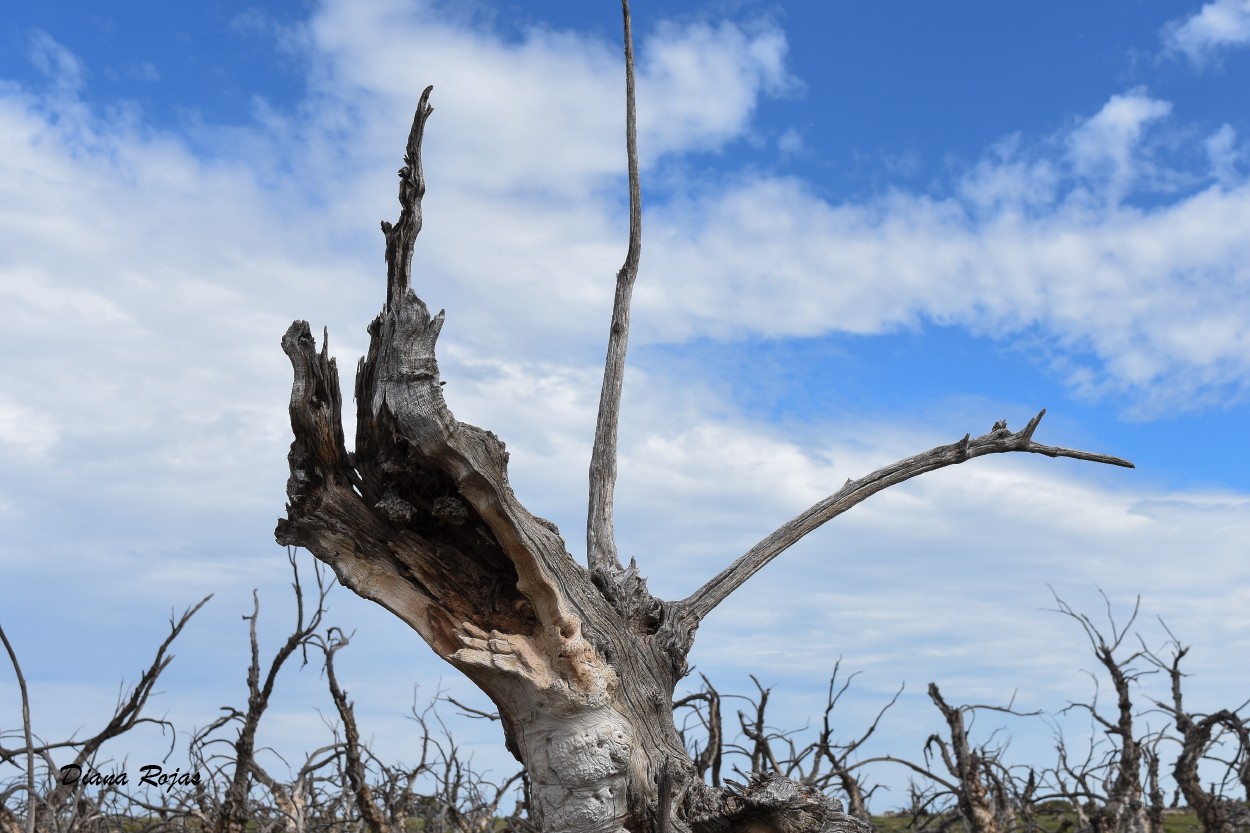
[922,683,1037,833]
[184,552,331,833]
[673,676,725,790]
[1048,592,1156,833]
[1144,628,1249,833]
[274,3,1132,830]
[320,628,391,833]
[674,665,897,822]
[1223,714,1250,809]
[855,682,1036,833]
[796,664,901,823]
[1,599,209,833]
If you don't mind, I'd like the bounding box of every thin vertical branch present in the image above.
[323,629,388,833]
[383,84,434,312]
[588,0,642,576]
[0,624,35,833]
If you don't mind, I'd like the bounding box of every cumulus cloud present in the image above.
[291,0,795,201]
[637,88,1250,415]
[137,0,1244,418]
[637,18,797,156]
[1163,0,1250,66]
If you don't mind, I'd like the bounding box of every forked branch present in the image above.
[682,410,1132,621]
[588,0,642,576]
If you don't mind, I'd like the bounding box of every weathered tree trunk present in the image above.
[926,683,1003,833]
[1151,643,1243,833]
[274,86,711,831]
[276,7,1131,831]
[1051,593,1151,833]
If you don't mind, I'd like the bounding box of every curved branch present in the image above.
[858,755,961,794]
[0,624,34,833]
[588,0,642,576]
[681,410,1132,622]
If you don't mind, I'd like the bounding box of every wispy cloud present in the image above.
[1065,89,1172,202]
[1162,0,1250,67]
[26,30,84,93]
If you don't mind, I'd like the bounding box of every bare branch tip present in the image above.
[1022,409,1045,439]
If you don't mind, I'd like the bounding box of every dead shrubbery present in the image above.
[3,570,1247,833]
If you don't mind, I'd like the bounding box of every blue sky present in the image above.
[2,0,1249,810]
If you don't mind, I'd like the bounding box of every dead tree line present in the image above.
[665,594,1249,833]
[2,579,1248,832]
[0,557,530,833]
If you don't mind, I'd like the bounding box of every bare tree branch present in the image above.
[215,552,327,833]
[588,0,642,577]
[1143,626,1245,833]
[383,84,434,312]
[674,674,725,788]
[0,596,210,832]
[682,410,1133,621]
[0,625,34,833]
[322,628,389,833]
[1049,589,1156,833]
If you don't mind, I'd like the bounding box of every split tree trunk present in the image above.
[277,13,1131,832]
[275,92,861,833]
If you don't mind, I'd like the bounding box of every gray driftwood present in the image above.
[277,4,1132,831]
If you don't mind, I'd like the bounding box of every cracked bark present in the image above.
[276,6,1132,831]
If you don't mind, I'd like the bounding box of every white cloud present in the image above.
[1205,123,1243,185]
[777,127,803,156]
[637,18,797,156]
[290,0,795,202]
[958,134,1059,214]
[636,89,1250,415]
[1066,89,1171,202]
[1163,0,1250,66]
[27,31,83,94]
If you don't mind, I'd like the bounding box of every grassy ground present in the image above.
[870,808,1208,833]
